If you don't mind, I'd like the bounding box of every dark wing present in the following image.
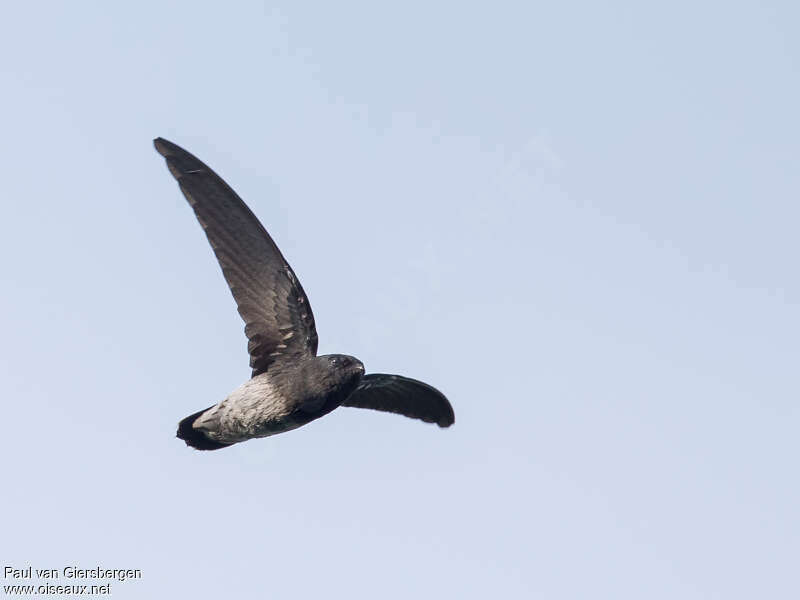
[153,138,318,376]
[342,374,455,427]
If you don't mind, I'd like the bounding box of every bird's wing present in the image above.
[342,374,455,427]
[154,138,318,375]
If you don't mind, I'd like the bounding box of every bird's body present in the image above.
[154,137,454,450]
[178,356,365,449]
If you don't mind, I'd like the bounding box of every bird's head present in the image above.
[323,354,365,377]
[313,354,364,394]
[289,355,365,421]
[298,354,365,414]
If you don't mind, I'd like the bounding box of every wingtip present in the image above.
[153,137,173,156]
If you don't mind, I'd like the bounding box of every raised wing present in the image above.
[343,374,455,427]
[154,138,318,375]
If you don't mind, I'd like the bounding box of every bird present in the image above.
[153,138,455,450]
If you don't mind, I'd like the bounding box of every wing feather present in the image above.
[154,137,318,375]
[343,374,455,427]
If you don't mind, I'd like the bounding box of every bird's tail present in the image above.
[177,406,232,451]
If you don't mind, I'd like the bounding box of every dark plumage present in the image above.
[177,407,231,451]
[154,137,455,450]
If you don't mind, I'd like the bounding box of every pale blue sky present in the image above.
[2,2,798,598]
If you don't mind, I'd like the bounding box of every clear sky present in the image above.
[2,2,798,598]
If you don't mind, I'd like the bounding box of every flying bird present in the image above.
[154,138,455,450]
